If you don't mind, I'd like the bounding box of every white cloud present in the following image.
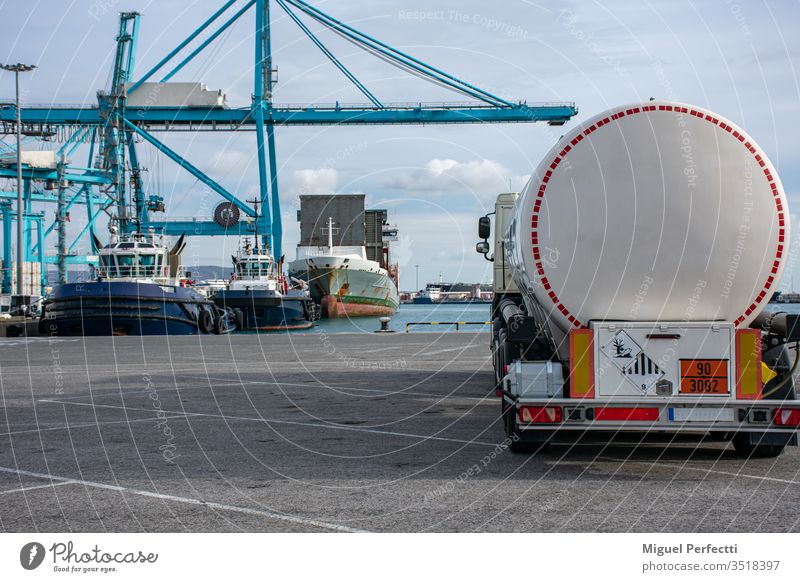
[206,150,252,174]
[384,159,529,202]
[289,168,339,197]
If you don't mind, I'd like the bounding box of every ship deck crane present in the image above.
[0,0,577,291]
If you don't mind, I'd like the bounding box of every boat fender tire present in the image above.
[198,308,213,334]
[213,313,225,335]
[6,324,23,338]
[233,308,244,330]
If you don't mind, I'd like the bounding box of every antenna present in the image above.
[246,198,261,251]
[321,217,339,250]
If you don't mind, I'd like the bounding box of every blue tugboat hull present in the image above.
[40,281,227,336]
[214,289,314,330]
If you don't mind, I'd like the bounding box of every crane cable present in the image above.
[310,12,506,107]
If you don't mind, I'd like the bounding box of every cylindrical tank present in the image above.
[507,101,788,343]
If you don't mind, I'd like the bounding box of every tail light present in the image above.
[569,329,594,398]
[594,407,659,422]
[519,406,562,424]
[735,329,762,400]
[774,408,800,427]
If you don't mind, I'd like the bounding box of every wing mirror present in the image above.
[476,213,494,262]
[478,216,491,240]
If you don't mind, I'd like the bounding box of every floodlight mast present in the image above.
[0,63,36,296]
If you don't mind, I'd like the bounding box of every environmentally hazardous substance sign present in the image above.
[600,330,665,393]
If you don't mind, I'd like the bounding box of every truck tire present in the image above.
[493,330,505,388]
[494,329,518,389]
[732,433,786,458]
[501,398,550,454]
[731,344,798,457]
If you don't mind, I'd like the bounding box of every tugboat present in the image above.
[213,200,317,331]
[39,226,237,336]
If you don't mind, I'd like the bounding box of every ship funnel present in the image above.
[167,233,186,278]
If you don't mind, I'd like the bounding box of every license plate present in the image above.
[679,359,729,394]
[669,407,735,422]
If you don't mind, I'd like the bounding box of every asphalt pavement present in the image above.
[1,331,798,532]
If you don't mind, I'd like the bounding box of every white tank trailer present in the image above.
[477,101,799,457]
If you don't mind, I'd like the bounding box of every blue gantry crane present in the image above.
[0,0,577,293]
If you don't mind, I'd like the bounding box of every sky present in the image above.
[1,0,799,291]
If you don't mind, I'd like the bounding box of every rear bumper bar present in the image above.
[504,395,800,434]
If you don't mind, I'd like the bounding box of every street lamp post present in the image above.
[0,63,36,298]
[415,264,420,291]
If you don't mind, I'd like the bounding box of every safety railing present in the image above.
[405,321,492,333]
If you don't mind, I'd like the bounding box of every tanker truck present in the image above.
[476,101,799,457]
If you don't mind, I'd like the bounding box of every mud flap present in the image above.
[740,431,798,447]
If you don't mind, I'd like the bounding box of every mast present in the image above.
[247,197,261,252]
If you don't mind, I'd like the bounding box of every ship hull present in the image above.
[412,297,437,304]
[213,289,315,331]
[39,281,230,336]
[288,259,399,319]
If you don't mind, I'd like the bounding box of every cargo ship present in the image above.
[412,276,491,304]
[287,195,399,318]
[412,283,442,304]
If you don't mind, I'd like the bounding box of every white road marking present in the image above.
[0,414,188,437]
[39,375,492,404]
[416,345,485,356]
[38,398,499,448]
[40,382,249,401]
[0,465,366,532]
[598,457,800,485]
[0,480,77,495]
[172,373,492,402]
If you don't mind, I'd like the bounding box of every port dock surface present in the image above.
[1,332,798,532]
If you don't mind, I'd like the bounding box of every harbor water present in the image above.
[241,302,491,334]
[766,303,800,315]
[241,301,798,335]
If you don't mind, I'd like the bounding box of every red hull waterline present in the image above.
[320,295,396,318]
[251,322,314,331]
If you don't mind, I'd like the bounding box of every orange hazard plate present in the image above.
[679,359,729,394]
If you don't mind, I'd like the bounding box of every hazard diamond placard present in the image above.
[600,330,665,393]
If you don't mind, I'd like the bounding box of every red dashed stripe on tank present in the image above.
[530,106,785,329]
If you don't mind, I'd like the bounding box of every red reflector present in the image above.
[519,406,563,424]
[495,388,503,398]
[594,407,659,422]
[774,408,800,427]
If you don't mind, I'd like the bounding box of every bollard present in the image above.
[375,316,394,333]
